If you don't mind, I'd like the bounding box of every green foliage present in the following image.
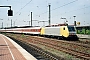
[86,30,90,35]
[82,28,85,34]
[76,28,90,35]
[76,30,82,34]
[21,33,25,38]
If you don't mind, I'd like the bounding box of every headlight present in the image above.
[69,33,76,35]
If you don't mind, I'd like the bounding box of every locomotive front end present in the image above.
[67,26,79,40]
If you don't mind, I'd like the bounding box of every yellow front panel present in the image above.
[60,26,69,37]
[40,27,45,35]
[60,27,63,36]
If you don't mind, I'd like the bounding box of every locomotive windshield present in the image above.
[68,26,75,31]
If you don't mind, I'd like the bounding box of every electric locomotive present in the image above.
[40,26,78,40]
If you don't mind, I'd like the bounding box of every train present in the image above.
[0,25,79,40]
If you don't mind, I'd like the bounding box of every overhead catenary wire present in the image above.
[15,0,32,16]
[34,0,78,17]
[52,0,78,11]
[52,5,90,18]
[6,0,89,27]
[25,0,79,22]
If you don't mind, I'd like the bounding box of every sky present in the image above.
[0,0,90,28]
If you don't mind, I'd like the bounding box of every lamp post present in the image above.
[48,4,51,26]
[73,16,76,26]
[0,6,13,16]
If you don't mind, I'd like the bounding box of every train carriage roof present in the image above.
[75,25,90,30]
[0,26,40,29]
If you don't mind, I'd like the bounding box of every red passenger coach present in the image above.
[20,27,41,34]
[0,27,41,35]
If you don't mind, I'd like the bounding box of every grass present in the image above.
[37,44,81,60]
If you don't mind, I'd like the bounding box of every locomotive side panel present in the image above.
[44,27,60,36]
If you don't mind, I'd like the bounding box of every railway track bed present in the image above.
[7,36,61,60]
[4,33,90,60]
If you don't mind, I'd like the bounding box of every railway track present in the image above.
[30,37,90,60]
[72,40,90,48]
[78,39,90,45]
[4,33,90,60]
[8,36,62,60]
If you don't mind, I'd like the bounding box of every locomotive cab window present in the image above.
[68,26,75,31]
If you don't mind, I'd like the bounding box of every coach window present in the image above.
[36,29,37,32]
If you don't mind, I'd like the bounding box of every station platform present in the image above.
[0,34,37,60]
[77,34,90,39]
